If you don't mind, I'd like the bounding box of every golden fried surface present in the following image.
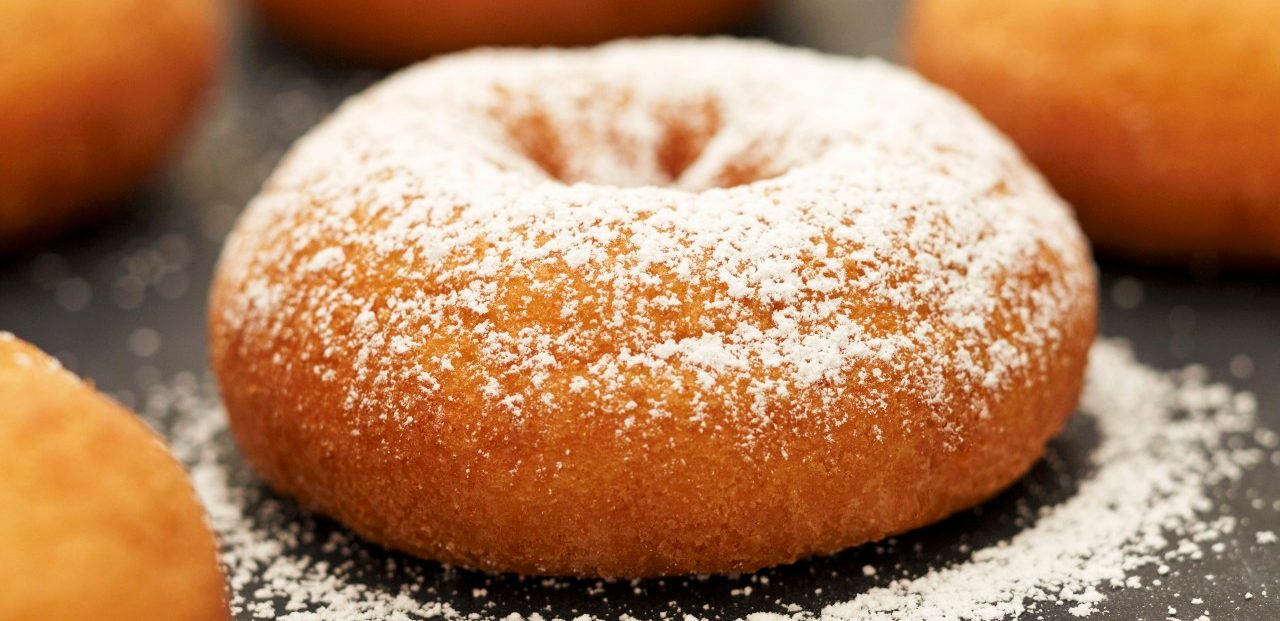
[907,0,1280,263]
[251,0,759,64]
[210,40,1097,577]
[0,334,227,621]
[0,0,222,250]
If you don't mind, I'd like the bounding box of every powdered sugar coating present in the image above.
[213,38,1092,455]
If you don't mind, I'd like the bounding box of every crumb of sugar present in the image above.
[1109,277,1143,310]
[151,339,1270,620]
[54,277,91,312]
[128,327,162,358]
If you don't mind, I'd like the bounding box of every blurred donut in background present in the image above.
[906,0,1280,263]
[0,0,223,251]
[249,0,762,65]
[0,333,227,621]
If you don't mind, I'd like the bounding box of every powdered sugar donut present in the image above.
[209,39,1097,577]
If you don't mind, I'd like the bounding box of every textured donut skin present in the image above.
[0,0,222,250]
[210,40,1097,578]
[907,0,1280,263]
[251,0,760,65]
[0,334,228,621]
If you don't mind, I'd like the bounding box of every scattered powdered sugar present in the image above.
[212,39,1093,455]
[811,342,1263,621]
[150,339,1274,620]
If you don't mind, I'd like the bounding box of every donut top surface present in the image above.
[215,39,1092,458]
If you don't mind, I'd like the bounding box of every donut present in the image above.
[209,39,1097,577]
[0,0,222,251]
[906,0,1280,263]
[250,0,760,65]
[0,334,227,620]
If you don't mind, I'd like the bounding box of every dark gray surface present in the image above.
[1,2,1277,619]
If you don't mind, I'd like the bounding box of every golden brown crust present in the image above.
[210,41,1097,577]
[906,0,1280,263]
[251,0,760,65]
[213,255,1094,577]
[0,0,223,250]
[0,334,228,621]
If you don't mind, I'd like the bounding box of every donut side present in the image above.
[0,0,223,250]
[906,0,1280,262]
[0,334,228,621]
[211,239,1094,577]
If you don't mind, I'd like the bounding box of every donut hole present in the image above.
[495,91,785,190]
[654,99,723,183]
[503,107,571,182]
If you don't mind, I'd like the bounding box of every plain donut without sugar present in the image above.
[250,0,760,65]
[906,0,1280,263]
[0,0,221,250]
[0,334,228,621]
